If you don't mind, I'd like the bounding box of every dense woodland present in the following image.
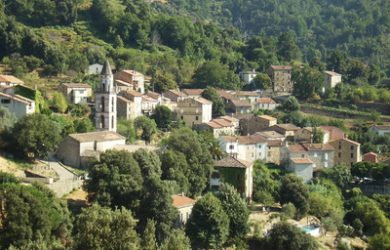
[1,0,390,249]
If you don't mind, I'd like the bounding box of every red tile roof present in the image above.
[290,158,314,164]
[172,194,196,208]
[288,143,334,152]
[0,75,24,84]
[214,156,252,168]
[182,89,204,96]
[257,97,276,104]
[270,65,292,71]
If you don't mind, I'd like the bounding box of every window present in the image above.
[301,154,305,158]
[180,116,183,120]
[79,90,85,94]
[112,115,114,129]
[350,145,354,150]
[1,99,10,104]
[338,153,341,158]
[100,115,105,129]
[351,153,354,158]
[112,97,114,112]
[195,116,199,121]
[258,144,262,148]
[101,96,105,112]
[211,171,220,179]
[229,145,234,150]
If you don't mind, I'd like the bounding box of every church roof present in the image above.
[101,60,112,75]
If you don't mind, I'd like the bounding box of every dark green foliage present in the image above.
[192,60,240,90]
[86,150,143,210]
[161,229,191,250]
[247,73,272,90]
[12,113,61,159]
[0,171,19,184]
[165,128,213,196]
[133,149,162,180]
[141,219,157,250]
[217,183,249,239]
[151,70,178,93]
[160,150,190,194]
[201,87,225,118]
[368,233,390,250]
[117,118,136,143]
[373,194,390,218]
[292,65,324,100]
[0,106,16,131]
[321,164,352,189]
[134,116,158,143]
[280,175,310,219]
[138,177,177,244]
[252,161,280,205]
[151,105,176,130]
[264,222,318,250]
[351,162,390,181]
[73,117,95,133]
[280,96,300,112]
[0,183,72,249]
[73,204,140,250]
[186,193,230,249]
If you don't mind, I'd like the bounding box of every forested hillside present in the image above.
[158,0,390,68]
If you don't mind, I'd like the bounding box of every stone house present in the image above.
[256,97,278,110]
[288,158,315,183]
[240,115,278,135]
[268,123,300,139]
[198,118,236,138]
[176,97,212,127]
[294,127,313,143]
[115,70,146,94]
[0,75,24,86]
[363,152,378,163]
[56,131,126,168]
[59,83,92,104]
[182,89,204,98]
[117,90,143,120]
[0,92,35,119]
[283,143,335,170]
[219,134,267,163]
[370,125,390,137]
[217,89,252,114]
[163,89,186,103]
[233,91,260,108]
[266,140,283,165]
[212,156,253,200]
[172,194,196,226]
[329,138,361,167]
[268,65,293,93]
[323,71,342,92]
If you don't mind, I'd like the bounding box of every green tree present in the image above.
[192,60,240,89]
[201,86,226,118]
[252,161,280,205]
[0,183,72,249]
[117,118,136,143]
[312,127,324,143]
[161,229,191,250]
[0,106,16,131]
[73,204,140,250]
[217,183,249,239]
[280,175,310,219]
[280,96,300,112]
[141,219,157,250]
[165,128,213,196]
[12,113,61,159]
[51,91,68,113]
[160,150,190,194]
[265,222,318,250]
[186,193,230,249]
[133,149,162,180]
[321,164,352,189]
[292,66,324,100]
[368,233,390,250]
[277,32,301,62]
[134,116,158,144]
[152,105,176,130]
[86,150,143,210]
[249,72,272,90]
[138,178,177,244]
[73,117,95,133]
[151,70,178,93]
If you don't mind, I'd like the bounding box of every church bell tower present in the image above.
[95,60,117,132]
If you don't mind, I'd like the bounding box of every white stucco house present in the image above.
[59,83,92,104]
[0,92,35,119]
[172,194,196,226]
[219,134,267,163]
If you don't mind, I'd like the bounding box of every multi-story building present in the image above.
[256,97,278,111]
[0,92,35,119]
[163,89,186,103]
[182,89,204,98]
[268,65,293,93]
[219,134,267,163]
[240,115,278,135]
[329,138,361,167]
[284,143,335,170]
[268,123,300,139]
[115,70,146,94]
[117,90,143,120]
[288,158,315,183]
[95,60,117,132]
[59,83,92,104]
[198,117,237,138]
[323,71,342,92]
[0,75,24,86]
[176,97,212,127]
[212,156,253,201]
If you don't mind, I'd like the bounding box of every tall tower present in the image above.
[95,60,117,132]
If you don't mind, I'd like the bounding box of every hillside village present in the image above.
[1,58,390,249]
[2,0,390,249]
